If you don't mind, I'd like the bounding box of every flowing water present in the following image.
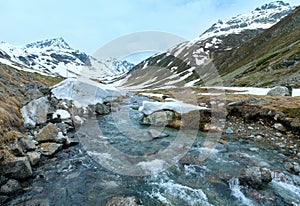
[7,95,300,206]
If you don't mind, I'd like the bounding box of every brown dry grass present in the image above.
[0,63,63,146]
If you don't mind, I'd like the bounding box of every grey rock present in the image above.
[19,138,37,152]
[95,103,110,115]
[8,139,24,156]
[258,162,271,168]
[65,136,79,146]
[0,176,7,187]
[225,127,233,134]
[105,196,137,206]
[55,132,67,144]
[1,156,32,179]
[273,123,286,132]
[267,86,290,96]
[21,96,50,126]
[227,101,244,106]
[294,163,300,174]
[249,147,259,152]
[55,123,73,135]
[239,167,272,189]
[148,129,169,139]
[0,195,8,204]
[35,123,59,143]
[140,110,175,126]
[285,162,300,175]
[248,97,269,105]
[0,179,21,194]
[130,105,140,110]
[40,143,63,156]
[26,151,41,166]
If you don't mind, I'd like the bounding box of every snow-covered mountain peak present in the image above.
[25,37,71,50]
[0,38,134,79]
[256,1,290,10]
[198,1,293,40]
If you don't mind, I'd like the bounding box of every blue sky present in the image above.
[0,0,299,54]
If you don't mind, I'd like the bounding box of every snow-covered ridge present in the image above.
[0,38,134,78]
[198,1,293,40]
[25,37,71,50]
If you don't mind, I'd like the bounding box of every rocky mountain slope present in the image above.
[0,38,134,78]
[121,1,296,89]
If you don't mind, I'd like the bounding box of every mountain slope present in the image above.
[121,1,295,89]
[0,38,134,78]
[212,6,300,87]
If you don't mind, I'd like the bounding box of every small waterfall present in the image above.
[228,178,255,206]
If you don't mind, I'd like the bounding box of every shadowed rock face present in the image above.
[239,167,272,189]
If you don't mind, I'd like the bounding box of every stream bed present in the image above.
[7,95,300,206]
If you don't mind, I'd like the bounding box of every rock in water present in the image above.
[267,86,291,96]
[225,127,233,134]
[140,110,175,126]
[239,167,272,189]
[148,129,169,139]
[105,196,137,206]
[273,123,286,132]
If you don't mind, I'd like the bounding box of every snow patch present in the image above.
[139,99,209,115]
[51,78,123,107]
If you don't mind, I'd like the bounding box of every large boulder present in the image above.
[0,151,32,179]
[35,123,59,143]
[140,110,175,126]
[21,96,50,127]
[267,86,291,96]
[238,167,272,189]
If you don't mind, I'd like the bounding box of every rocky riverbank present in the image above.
[1,80,300,205]
[0,78,119,205]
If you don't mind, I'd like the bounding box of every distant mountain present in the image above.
[0,37,134,78]
[121,1,295,89]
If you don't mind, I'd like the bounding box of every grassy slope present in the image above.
[0,63,63,145]
[211,6,300,87]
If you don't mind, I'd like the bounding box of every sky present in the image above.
[0,0,299,54]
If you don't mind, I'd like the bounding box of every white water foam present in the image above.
[228,178,254,206]
[270,179,300,205]
[146,172,212,206]
[137,159,166,174]
[184,164,209,177]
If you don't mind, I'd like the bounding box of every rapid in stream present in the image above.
[8,95,300,206]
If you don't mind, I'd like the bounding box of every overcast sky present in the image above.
[0,0,299,54]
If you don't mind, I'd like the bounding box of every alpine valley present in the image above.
[0,1,300,206]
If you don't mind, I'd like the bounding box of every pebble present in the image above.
[248,126,254,130]
[258,162,271,168]
[248,135,255,139]
[249,147,259,152]
[255,135,263,140]
[225,127,233,134]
